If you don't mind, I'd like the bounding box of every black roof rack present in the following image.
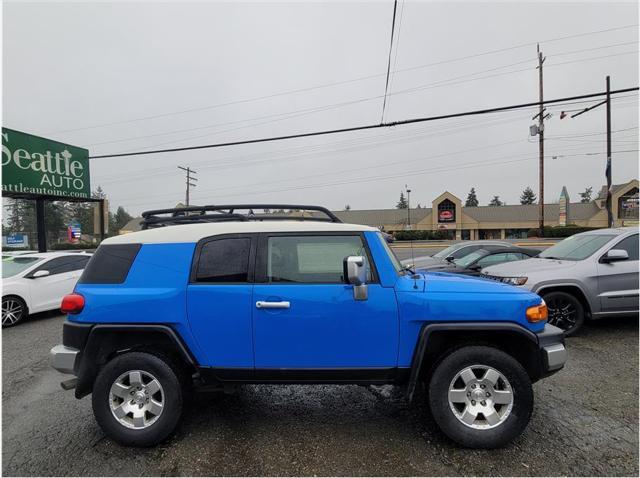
[140,204,342,229]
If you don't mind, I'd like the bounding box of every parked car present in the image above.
[482,227,639,335]
[2,252,92,327]
[381,231,394,243]
[51,204,565,449]
[411,246,540,276]
[403,240,512,269]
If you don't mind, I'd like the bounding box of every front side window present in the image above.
[610,234,639,261]
[35,255,91,275]
[539,234,616,261]
[196,238,251,283]
[267,235,371,283]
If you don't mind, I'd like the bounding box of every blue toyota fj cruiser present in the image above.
[51,205,566,448]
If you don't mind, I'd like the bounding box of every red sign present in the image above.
[439,210,454,222]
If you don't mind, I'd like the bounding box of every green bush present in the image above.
[527,225,600,238]
[391,230,451,241]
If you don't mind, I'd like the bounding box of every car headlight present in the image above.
[501,276,528,286]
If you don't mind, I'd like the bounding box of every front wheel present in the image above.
[428,345,533,448]
[542,291,584,336]
[92,352,184,447]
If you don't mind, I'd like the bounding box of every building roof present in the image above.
[462,202,600,223]
[105,220,377,245]
[596,183,634,200]
[334,208,431,227]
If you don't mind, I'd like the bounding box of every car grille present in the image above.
[480,273,505,282]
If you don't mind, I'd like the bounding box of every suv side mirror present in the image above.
[31,270,50,278]
[344,256,368,301]
[602,249,629,263]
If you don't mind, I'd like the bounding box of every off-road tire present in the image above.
[428,345,533,449]
[92,351,184,447]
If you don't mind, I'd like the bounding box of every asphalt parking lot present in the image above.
[2,311,637,477]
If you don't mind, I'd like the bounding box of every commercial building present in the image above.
[118,179,638,239]
[335,179,639,240]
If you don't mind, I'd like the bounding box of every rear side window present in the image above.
[195,238,251,283]
[34,255,91,276]
[79,244,141,284]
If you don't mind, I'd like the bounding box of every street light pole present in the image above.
[405,186,412,229]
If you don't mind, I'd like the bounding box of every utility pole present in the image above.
[605,75,613,228]
[566,76,613,227]
[537,44,545,237]
[177,166,198,206]
[405,185,412,229]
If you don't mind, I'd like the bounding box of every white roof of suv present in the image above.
[103,221,378,245]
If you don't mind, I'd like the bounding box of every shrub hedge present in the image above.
[526,225,599,238]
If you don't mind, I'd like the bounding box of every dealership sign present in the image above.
[2,128,90,199]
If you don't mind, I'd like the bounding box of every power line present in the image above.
[88,50,638,152]
[380,0,400,123]
[89,87,640,159]
[49,23,639,136]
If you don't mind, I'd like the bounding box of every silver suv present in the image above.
[482,228,639,335]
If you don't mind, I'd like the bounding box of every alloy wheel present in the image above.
[546,297,577,331]
[109,370,164,429]
[2,299,24,326]
[448,364,514,430]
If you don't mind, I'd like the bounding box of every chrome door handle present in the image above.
[256,301,290,309]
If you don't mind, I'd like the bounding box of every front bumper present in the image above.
[50,344,79,375]
[536,324,567,376]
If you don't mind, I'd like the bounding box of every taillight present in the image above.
[61,293,85,314]
[526,300,548,323]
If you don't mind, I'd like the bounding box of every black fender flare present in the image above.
[73,323,197,398]
[406,322,539,402]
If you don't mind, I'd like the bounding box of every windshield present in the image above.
[376,232,403,273]
[433,244,463,259]
[539,234,616,261]
[2,256,42,278]
[454,250,486,268]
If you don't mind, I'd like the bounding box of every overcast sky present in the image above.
[3,0,639,216]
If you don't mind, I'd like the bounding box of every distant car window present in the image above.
[539,234,616,261]
[1,256,43,278]
[267,235,370,283]
[611,234,639,261]
[33,255,91,276]
[196,238,251,283]
[476,253,515,268]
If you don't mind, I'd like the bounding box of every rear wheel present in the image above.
[428,345,533,448]
[2,296,27,328]
[92,352,184,447]
[542,290,584,336]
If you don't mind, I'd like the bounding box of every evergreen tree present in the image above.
[489,196,504,206]
[416,203,422,209]
[113,206,133,232]
[465,188,479,207]
[520,186,537,205]
[344,204,351,211]
[579,187,593,203]
[396,192,408,209]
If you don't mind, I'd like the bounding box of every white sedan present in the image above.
[2,252,92,327]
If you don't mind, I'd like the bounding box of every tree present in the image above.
[416,203,422,209]
[489,196,503,206]
[465,188,479,207]
[580,187,593,203]
[113,206,133,232]
[344,204,351,211]
[396,192,408,209]
[520,186,537,205]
